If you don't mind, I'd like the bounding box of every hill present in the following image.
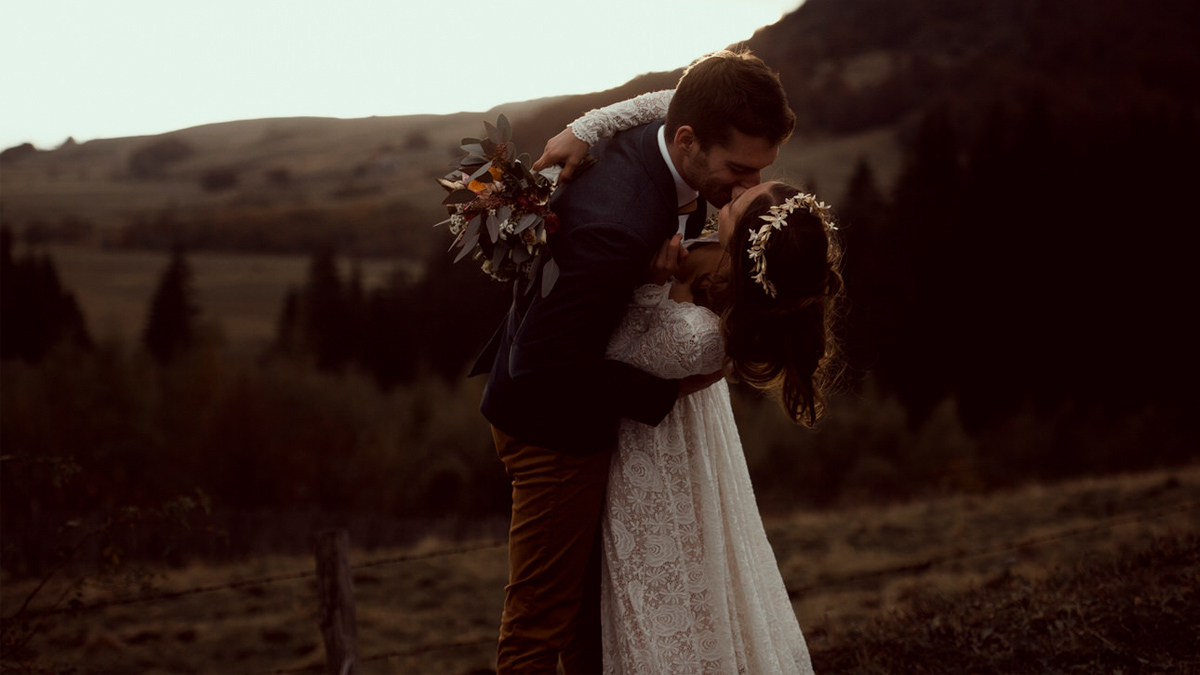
[5,0,1196,261]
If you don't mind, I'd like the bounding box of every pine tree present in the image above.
[302,244,350,372]
[1,225,92,361]
[142,244,198,364]
[271,287,303,359]
[837,157,890,382]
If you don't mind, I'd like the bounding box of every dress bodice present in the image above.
[605,282,724,380]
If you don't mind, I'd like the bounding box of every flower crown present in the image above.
[747,191,837,298]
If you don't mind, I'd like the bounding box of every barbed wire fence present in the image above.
[4,499,1197,675]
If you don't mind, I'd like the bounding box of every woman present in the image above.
[538,93,843,674]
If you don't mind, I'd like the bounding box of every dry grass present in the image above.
[3,465,1196,674]
[39,245,416,347]
[812,533,1199,674]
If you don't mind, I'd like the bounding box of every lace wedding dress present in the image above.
[602,280,814,675]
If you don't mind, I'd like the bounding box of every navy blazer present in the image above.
[471,121,709,455]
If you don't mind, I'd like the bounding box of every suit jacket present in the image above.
[470,121,709,455]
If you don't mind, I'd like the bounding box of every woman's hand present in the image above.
[532,127,590,181]
[649,233,688,286]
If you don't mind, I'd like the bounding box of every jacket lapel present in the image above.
[683,198,708,239]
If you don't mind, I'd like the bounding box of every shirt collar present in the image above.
[658,125,698,209]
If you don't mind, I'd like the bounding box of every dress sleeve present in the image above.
[569,90,675,145]
[631,282,670,308]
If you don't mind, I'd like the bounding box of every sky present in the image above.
[1,0,803,151]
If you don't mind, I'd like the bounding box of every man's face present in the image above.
[675,127,779,207]
[718,181,777,249]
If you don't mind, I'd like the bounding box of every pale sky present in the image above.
[0,0,803,151]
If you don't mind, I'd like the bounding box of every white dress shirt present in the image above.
[657,126,699,236]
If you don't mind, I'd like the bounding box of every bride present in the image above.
[536,91,843,674]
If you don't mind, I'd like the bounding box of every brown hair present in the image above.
[665,49,796,150]
[699,183,844,427]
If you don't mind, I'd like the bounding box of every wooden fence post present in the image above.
[314,528,358,675]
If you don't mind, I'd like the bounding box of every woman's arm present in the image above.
[569,89,673,144]
[532,89,674,181]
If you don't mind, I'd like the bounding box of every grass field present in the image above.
[3,464,1196,674]
[41,245,418,349]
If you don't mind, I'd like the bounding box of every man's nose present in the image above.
[739,172,761,189]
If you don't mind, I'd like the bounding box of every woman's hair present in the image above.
[699,183,845,427]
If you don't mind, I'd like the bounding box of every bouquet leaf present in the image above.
[435,114,561,294]
[443,189,478,205]
[486,212,500,243]
[541,258,560,297]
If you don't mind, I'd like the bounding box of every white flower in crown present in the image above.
[747,192,837,298]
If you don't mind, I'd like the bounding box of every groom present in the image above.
[470,49,795,674]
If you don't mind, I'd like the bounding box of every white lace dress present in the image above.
[602,281,814,675]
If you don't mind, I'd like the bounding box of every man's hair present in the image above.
[665,49,796,149]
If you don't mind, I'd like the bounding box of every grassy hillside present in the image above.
[40,244,417,347]
[2,464,1196,674]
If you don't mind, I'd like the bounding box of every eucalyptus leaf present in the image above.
[461,137,480,146]
[455,227,480,263]
[541,257,560,297]
[461,143,484,156]
[513,212,539,234]
[442,189,477,205]
[465,213,482,238]
[498,115,512,142]
[497,205,512,225]
[486,212,500,243]
[490,240,509,270]
[512,244,532,264]
[485,120,501,144]
[525,253,543,295]
[467,160,494,182]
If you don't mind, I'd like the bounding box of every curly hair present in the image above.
[698,183,845,427]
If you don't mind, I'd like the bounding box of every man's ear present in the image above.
[672,125,696,152]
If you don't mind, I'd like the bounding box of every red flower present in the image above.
[543,212,560,235]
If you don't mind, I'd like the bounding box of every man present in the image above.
[470,49,795,673]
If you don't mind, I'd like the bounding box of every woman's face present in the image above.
[717,181,777,249]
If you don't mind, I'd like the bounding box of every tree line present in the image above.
[3,88,1197,570]
[837,93,1198,457]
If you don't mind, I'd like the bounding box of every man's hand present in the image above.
[678,369,725,398]
[649,233,688,286]
[532,127,590,181]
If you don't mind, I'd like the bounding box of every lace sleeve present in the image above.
[569,90,674,145]
[631,282,670,308]
[606,300,724,380]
